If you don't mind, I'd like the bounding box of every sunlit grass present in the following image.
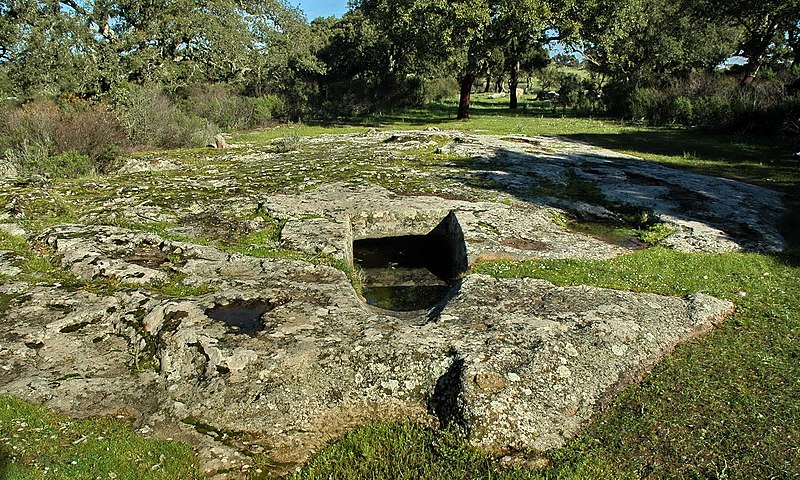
[0,396,203,480]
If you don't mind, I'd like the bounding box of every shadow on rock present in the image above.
[428,348,469,434]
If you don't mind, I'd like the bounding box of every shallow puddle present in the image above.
[205,300,273,334]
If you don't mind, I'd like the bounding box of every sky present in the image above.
[292,0,350,20]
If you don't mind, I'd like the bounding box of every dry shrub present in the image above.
[56,102,128,171]
[0,99,128,177]
[117,83,218,149]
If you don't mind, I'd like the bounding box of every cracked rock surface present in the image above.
[0,130,780,477]
[1,224,734,476]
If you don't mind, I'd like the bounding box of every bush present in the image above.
[31,150,96,178]
[252,95,286,125]
[116,83,218,149]
[629,87,667,123]
[782,94,800,145]
[55,103,127,171]
[184,84,255,131]
[693,96,734,129]
[422,78,459,103]
[670,96,694,125]
[557,73,582,110]
[0,99,126,177]
[605,70,796,137]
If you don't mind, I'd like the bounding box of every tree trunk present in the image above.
[495,77,503,93]
[509,62,520,110]
[484,75,491,93]
[457,73,476,120]
[740,19,779,86]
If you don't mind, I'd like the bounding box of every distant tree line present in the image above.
[0,0,798,177]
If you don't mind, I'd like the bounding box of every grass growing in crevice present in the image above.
[535,170,675,247]
[0,396,202,480]
[292,423,628,480]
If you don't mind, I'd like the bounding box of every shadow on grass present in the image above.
[0,445,9,480]
[315,100,592,127]
[562,130,798,190]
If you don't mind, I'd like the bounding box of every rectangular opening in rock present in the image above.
[353,212,467,312]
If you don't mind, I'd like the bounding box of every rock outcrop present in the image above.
[0,224,734,476]
[2,129,783,477]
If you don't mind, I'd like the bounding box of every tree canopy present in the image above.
[0,0,320,97]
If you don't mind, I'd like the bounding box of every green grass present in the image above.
[0,396,202,479]
[2,98,799,479]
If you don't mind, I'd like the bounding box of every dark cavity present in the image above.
[205,300,273,334]
[353,212,468,312]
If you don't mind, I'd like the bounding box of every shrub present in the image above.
[670,96,694,125]
[29,150,96,178]
[422,78,459,103]
[693,96,734,129]
[629,87,667,123]
[0,99,126,176]
[557,73,582,110]
[252,95,286,125]
[116,83,218,149]
[55,103,127,171]
[184,84,255,131]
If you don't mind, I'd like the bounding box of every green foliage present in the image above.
[116,84,217,149]
[184,84,255,131]
[617,70,797,136]
[670,95,694,125]
[30,150,96,179]
[693,0,800,79]
[273,130,304,153]
[557,73,583,110]
[629,88,666,123]
[581,0,739,88]
[423,77,460,103]
[252,95,287,124]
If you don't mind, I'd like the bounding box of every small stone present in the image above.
[506,372,521,382]
[565,343,579,357]
[214,134,227,149]
[557,366,571,378]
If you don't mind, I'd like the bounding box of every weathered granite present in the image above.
[1,129,784,477]
[0,225,734,477]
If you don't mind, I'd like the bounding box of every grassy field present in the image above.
[2,96,798,479]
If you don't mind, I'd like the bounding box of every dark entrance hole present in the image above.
[205,300,274,334]
[353,212,468,312]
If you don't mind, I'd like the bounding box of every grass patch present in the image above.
[0,396,202,479]
[292,423,627,480]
